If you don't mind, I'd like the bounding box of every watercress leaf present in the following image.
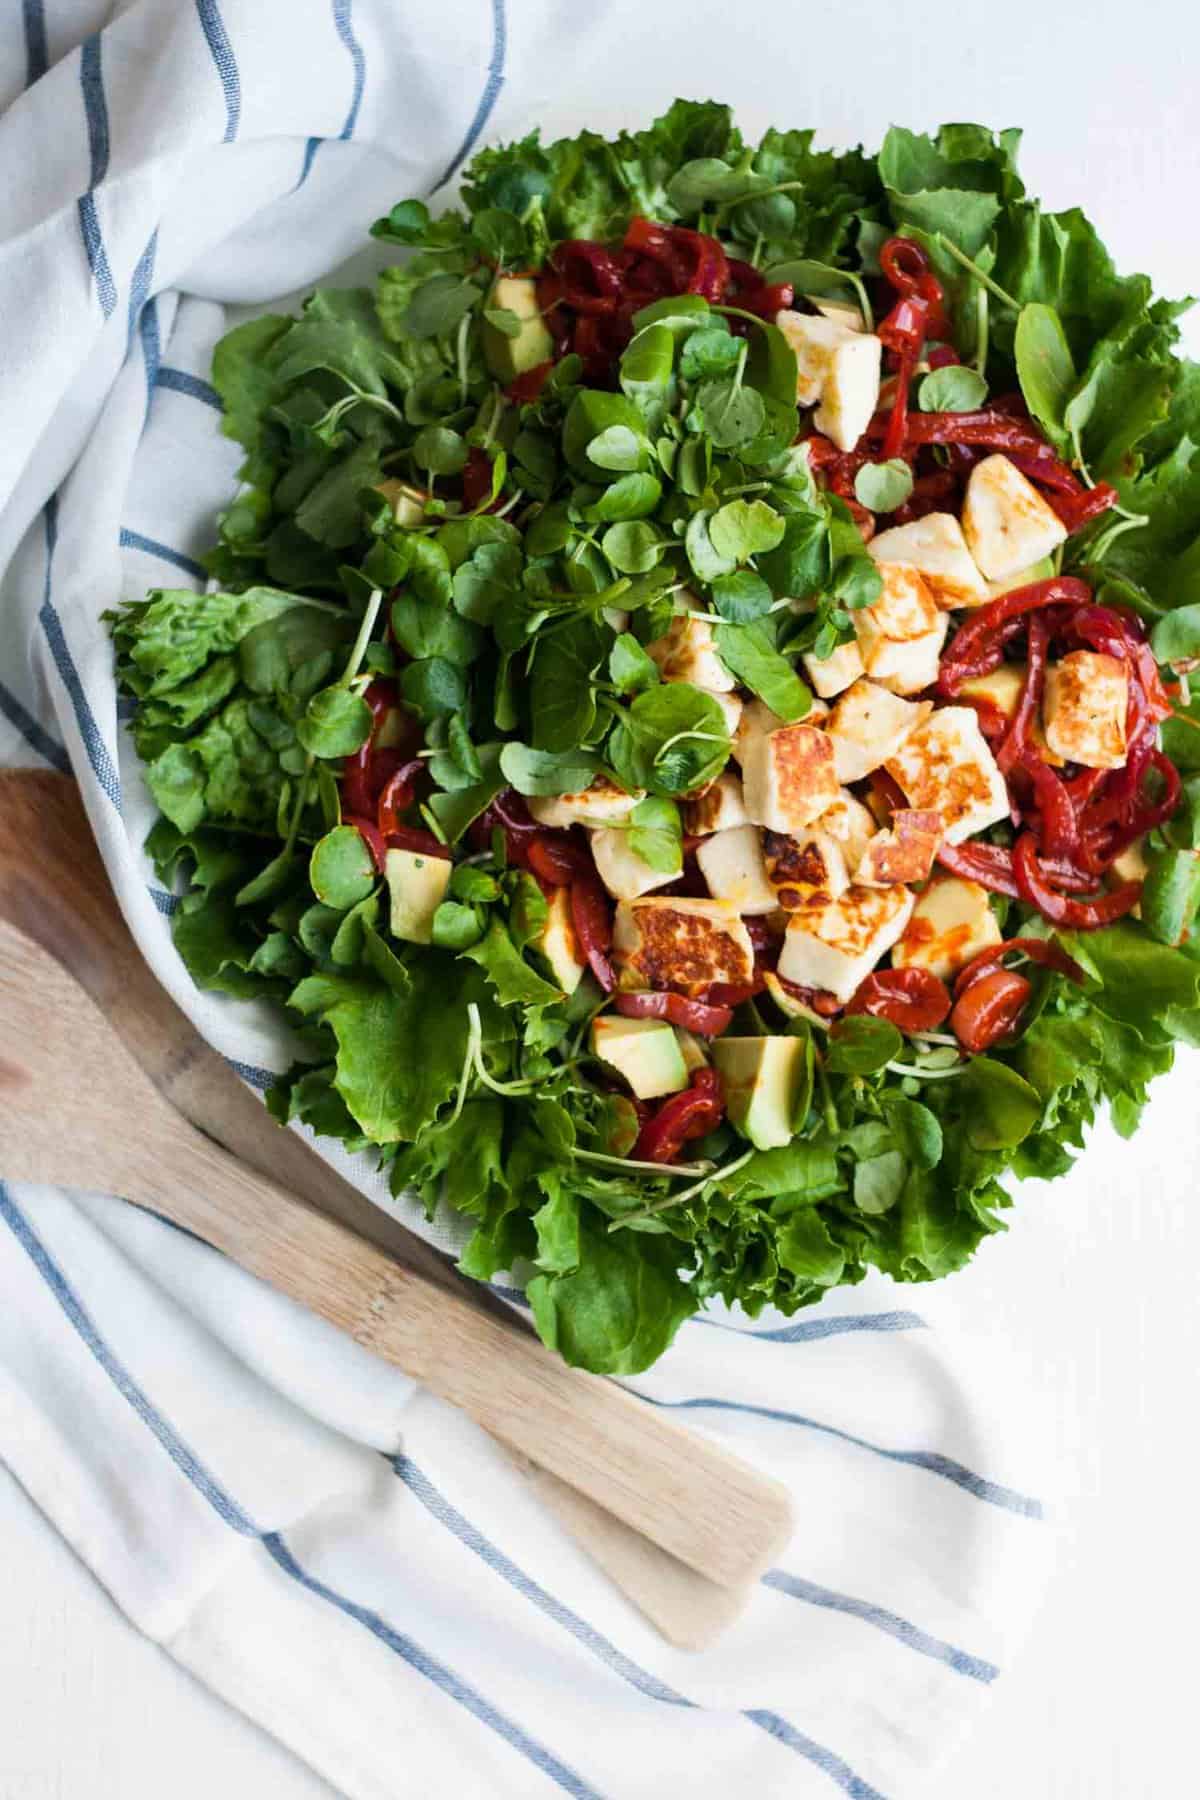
[918,364,989,413]
[563,391,650,477]
[854,459,914,513]
[428,744,506,841]
[825,1015,902,1074]
[499,742,602,795]
[627,795,683,873]
[412,425,469,475]
[583,472,663,523]
[1150,604,1200,662]
[853,1150,907,1215]
[631,293,711,335]
[756,507,831,600]
[403,273,481,339]
[959,1057,1042,1149]
[472,205,528,266]
[1014,303,1077,455]
[390,592,483,663]
[527,1207,697,1375]
[714,622,811,719]
[431,900,486,950]
[709,568,774,622]
[607,684,731,797]
[530,616,607,751]
[309,824,376,910]
[684,508,735,583]
[602,520,667,573]
[695,377,765,449]
[708,498,785,563]
[881,1092,944,1170]
[296,685,373,757]
[587,424,650,473]
[680,326,741,381]
[407,536,454,606]
[400,656,468,718]
[619,323,675,421]
[609,632,661,694]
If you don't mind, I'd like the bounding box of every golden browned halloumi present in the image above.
[613,897,755,996]
[885,706,1009,845]
[741,722,840,833]
[855,809,943,886]
[777,882,915,1001]
[1042,651,1128,770]
[892,874,1002,980]
[762,828,850,908]
[869,512,990,610]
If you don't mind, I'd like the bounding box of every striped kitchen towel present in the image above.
[0,4,1053,1795]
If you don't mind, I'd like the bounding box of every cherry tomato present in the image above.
[949,968,1033,1053]
[632,1068,725,1165]
[376,760,424,839]
[953,937,1085,1000]
[570,870,616,992]
[614,991,734,1037]
[385,825,451,861]
[846,967,951,1033]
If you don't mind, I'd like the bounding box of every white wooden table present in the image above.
[4,0,1200,1793]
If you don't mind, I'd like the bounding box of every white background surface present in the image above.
[4,1,1200,1794]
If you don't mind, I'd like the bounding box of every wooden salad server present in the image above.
[0,772,793,1644]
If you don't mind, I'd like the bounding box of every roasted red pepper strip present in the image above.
[950,968,1033,1053]
[526,833,591,888]
[996,617,1049,775]
[1012,831,1142,928]
[953,937,1085,1000]
[376,760,424,839]
[845,967,951,1033]
[341,680,413,819]
[878,292,929,358]
[570,870,616,992]
[936,839,1098,898]
[937,579,1094,696]
[550,240,624,314]
[614,991,734,1037]
[386,825,451,861]
[631,1067,725,1164]
[771,975,843,1016]
[1022,751,1079,859]
[344,814,387,873]
[505,359,555,405]
[881,350,917,460]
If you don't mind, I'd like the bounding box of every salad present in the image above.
[111,103,1200,1375]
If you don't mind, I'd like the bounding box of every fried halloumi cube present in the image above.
[591,829,677,901]
[815,790,878,872]
[741,722,840,833]
[802,638,865,699]
[775,309,849,406]
[851,562,949,695]
[613,897,755,997]
[825,680,930,784]
[683,771,749,836]
[529,777,643,829]
[892,874,1001,981]
[884,706,1010,845]
[646,611,736,691]
[814,332,883,453]
[961,454,1068,584]
[762,828,850,907]
[869,512,990,610]
[777,883,916,1002]
[855,809,944,887]
[1042,651,1128,770]
[695,825,778,915]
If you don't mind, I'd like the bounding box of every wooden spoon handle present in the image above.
[0,919,793,1591]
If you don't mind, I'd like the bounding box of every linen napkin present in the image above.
[0,3,1052,1794]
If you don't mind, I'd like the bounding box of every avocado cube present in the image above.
[591,1016,689,1100]
[385,846,452,945]
[483,275,554,383]
[712,1036,807,1150]
[534,885,586,995]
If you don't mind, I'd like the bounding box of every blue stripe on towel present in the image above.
[296,0,366,187]
[635,1392,1043,1519]
[23,0,48,86]
[194,0,241,143]
[38,501,122,810]
[392,1454,896,1799]
[431,0,506,191]
[77,36,116,318]
[225,1060,276,1090]
[762,1570,999,1684]
[118,528,206,583]
[155,366,222,409]
[696,1309,928,1343]
[0,678,70,773]
[0,1182,603,1800]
